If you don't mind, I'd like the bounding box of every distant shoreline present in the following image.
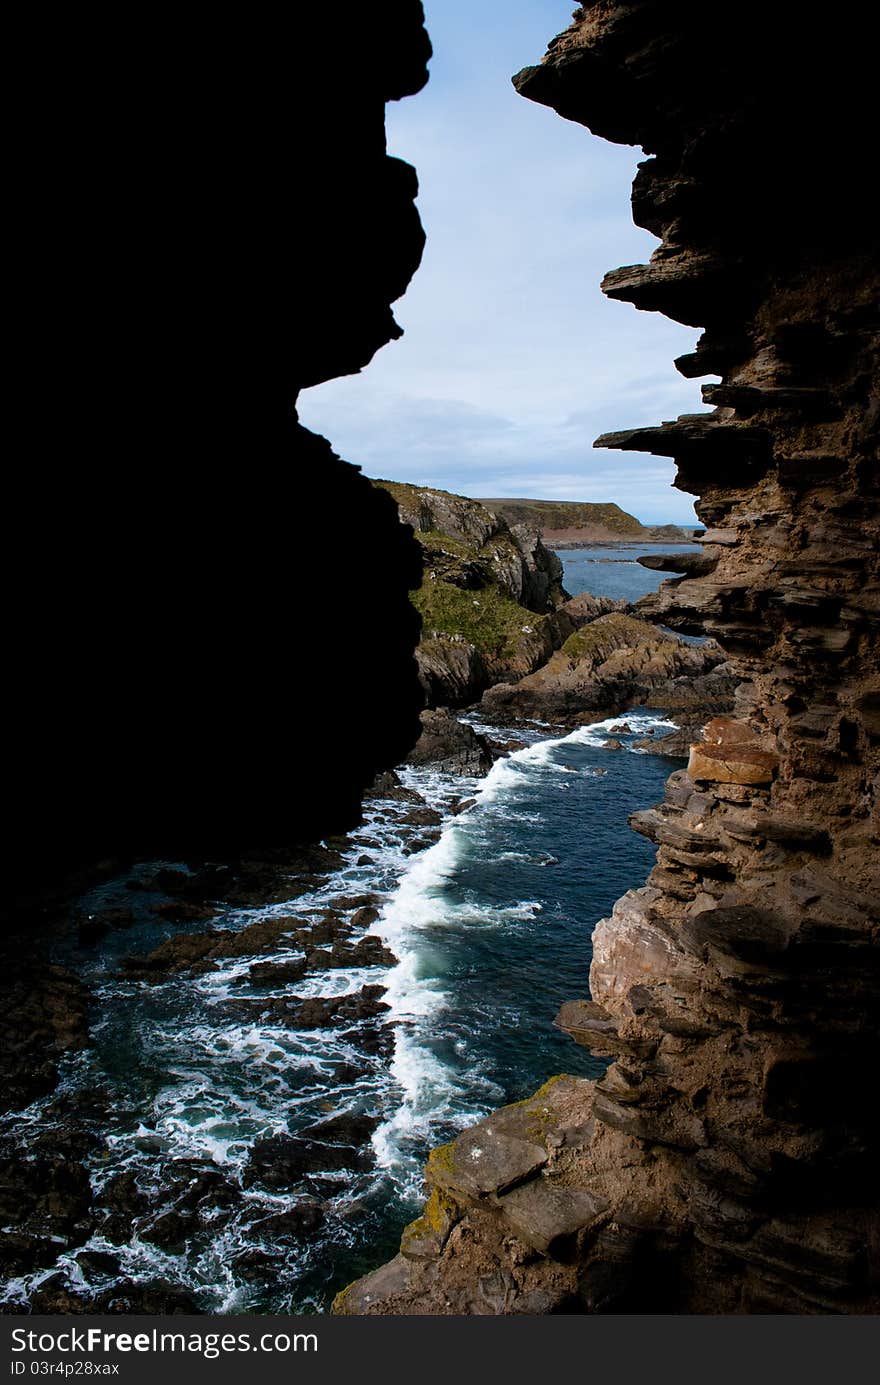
[550,538,702,550]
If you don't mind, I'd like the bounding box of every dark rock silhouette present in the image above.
[5,6,432,903]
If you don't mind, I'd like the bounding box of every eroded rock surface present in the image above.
[482,611,730,725]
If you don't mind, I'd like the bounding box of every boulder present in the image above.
[688,716,779,785]
[406,709,494,776]
[497,1178,608,1255]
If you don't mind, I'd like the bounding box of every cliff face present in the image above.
[5,8,431,905]
[376,481,578,705]
[338,3,879,1314]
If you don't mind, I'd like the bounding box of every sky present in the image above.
[298,0,709,524]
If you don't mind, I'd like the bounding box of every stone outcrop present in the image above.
[341,2,879,1314]
[406,709,494,777]
[416,591,625,708]
[379,482,567,612]
[377,481,652,707]
[482,612,731,725]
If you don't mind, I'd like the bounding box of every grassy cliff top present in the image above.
[414,581,544,659]
[478,499,644,536]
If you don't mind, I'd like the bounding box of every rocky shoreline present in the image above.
[1,687,716,1314]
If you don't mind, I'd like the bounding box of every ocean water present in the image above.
[555,543,699,602]
[1,552,686,1315]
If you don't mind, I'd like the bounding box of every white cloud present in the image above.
[297,0,708,525]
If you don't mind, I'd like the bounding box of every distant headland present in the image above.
[477,497,701,546]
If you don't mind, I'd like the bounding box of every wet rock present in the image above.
[102,1171,151,1219]
[210,915,303,958]
[250,1199,326,1239]
[77,907,135,944]
[120,931,220,979]
[97,1280,198,1314]
[75,1249,123,1277]
[164,1161,237,1212]
[403,834,440,855]
[219,854,340,909]
[0,1231,61,1278]
[406,709,494,776]
[226,985,390,1031]
[351,905,380,928]
[247,958,308,986]
[154,864,236,901]
[140,1209,195,1249]
[294,914,350,947]
[301,1112,381,1146]
[398,806,444,827]
[364,770,425,804]
[0,964,90,1114]
[332,894,382,911]
[0,1144,94,1237]
[151,899,218,923]
[243,1135,371,1190]
[633,726,694,757]
[29,1127,103,1162]
[43,1086,112,1122]
[487,736,528,756]
[231,1248,279,1281]
[343,1024,395,1058]
[604,738,624,750]
[306,937,396,971]
[609,722,632,734]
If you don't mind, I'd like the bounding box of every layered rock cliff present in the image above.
[375,481,586,705]
[338,2,879,1314]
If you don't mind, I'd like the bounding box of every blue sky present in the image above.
[298,0,708,524]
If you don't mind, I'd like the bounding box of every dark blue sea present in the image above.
[1,548,685,1314]
[554,542,699,602]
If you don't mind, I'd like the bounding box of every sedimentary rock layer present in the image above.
[339,2,879,1314]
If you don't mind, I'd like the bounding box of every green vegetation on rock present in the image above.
[413,578,547,659]
[479,498,645,537]
[371,479,568,703]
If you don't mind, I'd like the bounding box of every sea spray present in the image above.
[372,711,676,1185]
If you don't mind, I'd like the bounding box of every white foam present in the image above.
[372,709,680,1181]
